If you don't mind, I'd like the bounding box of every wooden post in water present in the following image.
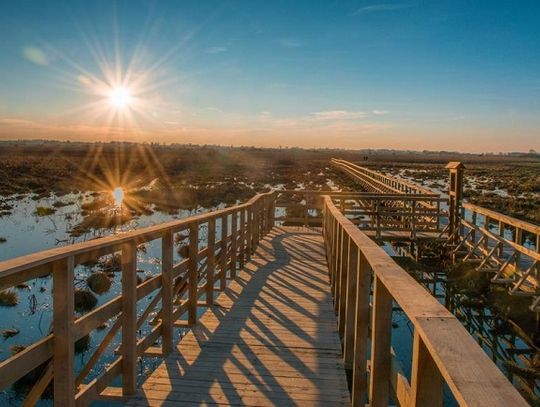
[446,161,465,243]
[121,241,137,395]
[161,230,174,354]
[53,257,75,406]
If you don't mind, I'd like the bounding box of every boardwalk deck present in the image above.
[127,227,349,407]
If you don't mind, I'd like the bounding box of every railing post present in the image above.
[239,209,246,268]
[410,330,444,406]
[352,252,371,406]
[53,256,75,406]
[333,225,343,314]
[369,275,392,407]
[161,230,174,355]
[220,214,228,290]
[188,222,198,325]
[375,199,381,240]
[304,193,309,226]
[343,237,358,369]
[121,241,137,395]
[206,218,216,306]
[246,207,253,259]
[338,233,349,339]
[270,192,276,230]
[230,210,238,279]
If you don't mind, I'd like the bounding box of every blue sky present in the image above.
[0,0,539,151]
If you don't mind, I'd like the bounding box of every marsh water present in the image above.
[0,190,538,406]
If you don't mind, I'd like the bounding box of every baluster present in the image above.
[338,233,349,339]
[334,225,343,314]
[239,209,246,268]
[304,193,309,226]
[161,230,174,354]
[231,210,238,279]
[246,207,253,260]
[53,256,75,406]
[410,330,444,406]
[352,252,371,406]
[188,223,198,325]
[206,218,216,306]
[369,276,392,406]
[343,237,358,369]
[121,241,137,395]
[220,214,228,290]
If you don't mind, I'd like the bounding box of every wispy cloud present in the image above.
[351,3,412,16]
[204,46,227,54]
[311,110,366,121]
[278,38,306,48]
[372,110,389,115]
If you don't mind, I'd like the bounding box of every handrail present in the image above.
[463,202,540,236]
[0,191,276,405]
[322,195,527,406]
[331,158,437,196]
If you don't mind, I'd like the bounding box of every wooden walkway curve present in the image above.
[127,227,349,406]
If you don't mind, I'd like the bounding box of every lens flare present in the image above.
[108,87,132,108]
[112,186,125,207]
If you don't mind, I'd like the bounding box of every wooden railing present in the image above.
[331,158,437,196]
[275,190,447,240]
[0,191,275,406]
[454,202,540,310]
[322,195,527,406]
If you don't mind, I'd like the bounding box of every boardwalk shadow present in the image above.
[127,227,348,407]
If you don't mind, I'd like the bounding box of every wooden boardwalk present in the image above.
[127,227,350,406]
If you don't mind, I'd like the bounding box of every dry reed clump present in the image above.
[0,290,19,306]
[74,289,98,312]
[34,206,56,216]
[99,253,122,273]
[177,244,189,258]
[86,272,112,295]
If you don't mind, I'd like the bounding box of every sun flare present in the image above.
[108,87,132,109]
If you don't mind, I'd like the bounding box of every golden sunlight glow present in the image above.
[112,186,125,207]
[108,86,132,108]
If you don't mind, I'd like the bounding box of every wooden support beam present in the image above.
[230,211,238,279]
[53,257,75,406]
[206,218,216,306]
[352,252,371,406]
[410,330,444,407]
[369,275,392,407]
[121,241,137,395]
[161,230,174,355]
[220,214,228,290]
[343,240,358,369]
[188,223,199,325]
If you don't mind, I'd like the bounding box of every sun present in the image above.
[108,86,132,108]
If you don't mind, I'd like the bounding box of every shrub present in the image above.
[34,206,56,216]
[87,272,112,294]
[74,289,98,312]
[0,290,19,306]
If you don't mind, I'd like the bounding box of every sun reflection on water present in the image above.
[112,187,125,207]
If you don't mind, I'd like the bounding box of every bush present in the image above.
[34,206,56,216]
[0,290,19,306]
[86,272,112,294]
[74,289,98,312]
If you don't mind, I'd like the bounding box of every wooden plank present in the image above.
[188,223,199,325]
[127,227,348,407]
